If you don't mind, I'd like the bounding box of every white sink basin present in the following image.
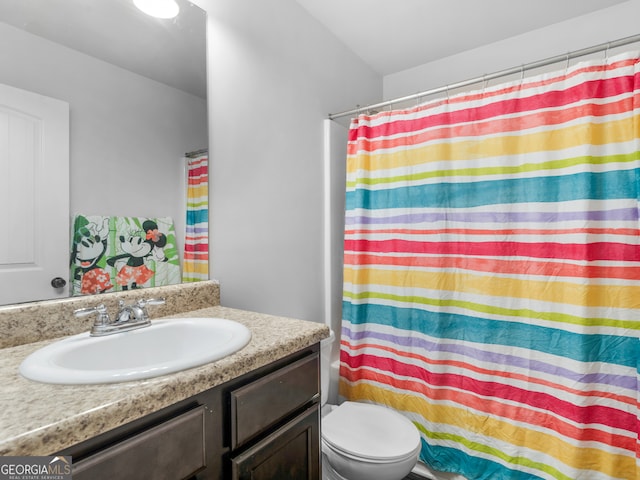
[19,317,252,385]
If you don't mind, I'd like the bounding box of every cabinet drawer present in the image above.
[231,353,319,449]
[72,406,206,480]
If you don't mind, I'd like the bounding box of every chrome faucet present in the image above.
[74,298,165,336]
[115,300,146,323]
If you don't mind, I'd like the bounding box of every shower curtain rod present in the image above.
[328,33,640,120]
[185,148,208,158]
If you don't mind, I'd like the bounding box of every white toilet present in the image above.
[321,331,421,480]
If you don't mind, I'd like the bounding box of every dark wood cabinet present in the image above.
[72,406,207,480]
[230,354,319,449]
[231,404,319,480]
[57,345,320,480]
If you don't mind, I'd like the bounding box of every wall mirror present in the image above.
[0,0,208,306]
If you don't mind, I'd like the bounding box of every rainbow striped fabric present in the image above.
[340,52,640,480]
[182,153,209,282]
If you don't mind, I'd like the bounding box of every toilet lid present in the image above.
[322,402,420,462]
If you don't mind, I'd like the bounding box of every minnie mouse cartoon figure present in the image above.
[107,220,168,290]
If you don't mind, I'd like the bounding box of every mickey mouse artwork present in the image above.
[70,215,181,296]
[70,217,112,295]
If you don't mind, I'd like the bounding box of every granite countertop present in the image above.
[0,306,329,456]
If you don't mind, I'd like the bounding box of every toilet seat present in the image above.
[322,439,419,465]
[322,402,421,463]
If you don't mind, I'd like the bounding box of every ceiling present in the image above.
[0,0,207,98]
[0,0,628,95]
[294,0,629,75]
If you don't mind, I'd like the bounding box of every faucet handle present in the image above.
[137,298,165,308]
[136,297,165,319]
[74,304,110,326]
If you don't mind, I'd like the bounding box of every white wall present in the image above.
[192,0,637,325]
[384,0,640,100]
[0,22,208,259]
[191,0,382,323]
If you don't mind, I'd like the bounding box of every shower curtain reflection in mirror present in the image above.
[183,150,209,282]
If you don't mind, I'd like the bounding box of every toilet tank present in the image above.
[320,329,335,406]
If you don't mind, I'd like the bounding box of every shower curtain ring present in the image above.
[605,42,611,61]
[565,53,570,73]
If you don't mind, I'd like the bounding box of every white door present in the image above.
[0,83,69,305]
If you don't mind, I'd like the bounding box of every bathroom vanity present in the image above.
[60,344,320,479]
[0,281,328,479]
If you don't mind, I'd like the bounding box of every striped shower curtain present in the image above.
[340,52,640,480]
[182,152,209,282]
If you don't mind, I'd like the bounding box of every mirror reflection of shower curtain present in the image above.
[183,149,208,282]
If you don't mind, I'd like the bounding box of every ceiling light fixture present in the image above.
[133,0,180,19]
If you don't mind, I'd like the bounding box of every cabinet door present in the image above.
[231,404,319,480]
